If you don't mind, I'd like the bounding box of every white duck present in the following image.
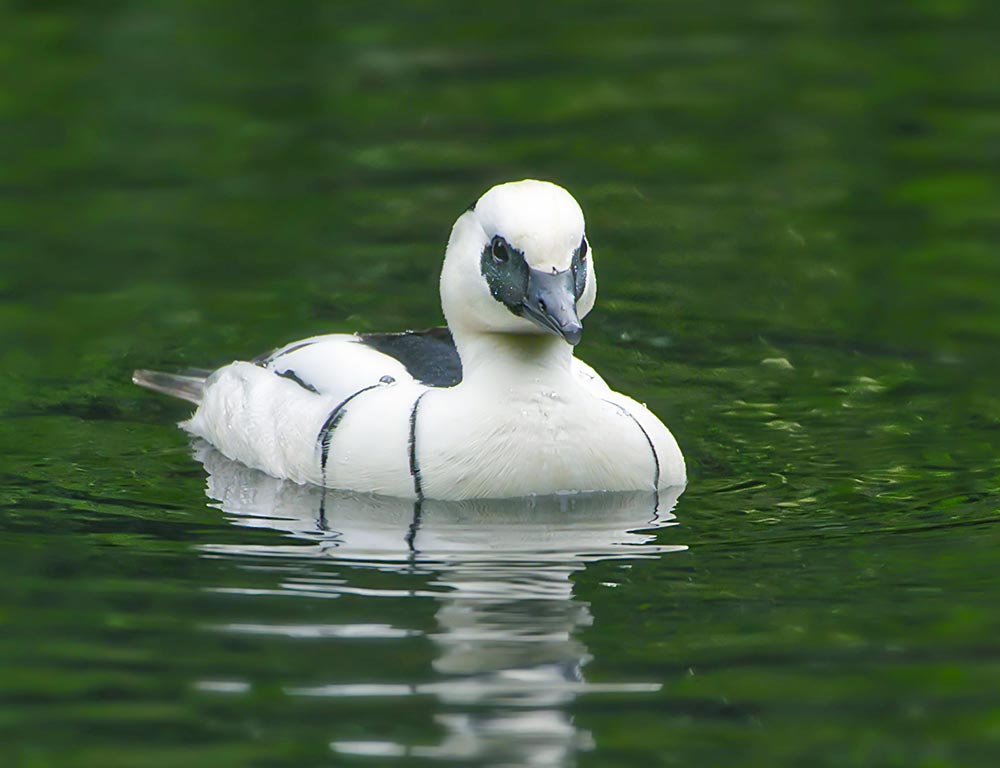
[134,180,685,500]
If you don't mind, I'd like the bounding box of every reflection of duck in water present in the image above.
[135,180,685,500]
[196,446,685,766]
[196,444,684,563]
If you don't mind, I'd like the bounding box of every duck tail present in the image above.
[132,369,208,405]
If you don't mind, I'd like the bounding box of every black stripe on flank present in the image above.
[408,391,429,500]
[405,499,423,552]
[605,400,660,491]
[275,368,319,394]
[317,384,381,474]
[317,490,329,531]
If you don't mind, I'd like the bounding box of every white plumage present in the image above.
[134,180,685,500]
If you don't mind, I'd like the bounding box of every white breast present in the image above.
[412,376,672,500]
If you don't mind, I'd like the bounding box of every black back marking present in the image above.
[317,384,381,473]
[359,328,462,388]
[408,391,429,500]
[253,339,319,367]
[605,400,660,490]
[275,368,320,394]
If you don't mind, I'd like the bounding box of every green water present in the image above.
[3,1,999,766]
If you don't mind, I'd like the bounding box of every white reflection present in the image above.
[195,442,684,767]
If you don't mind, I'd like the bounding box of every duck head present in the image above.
[440,180,597,346]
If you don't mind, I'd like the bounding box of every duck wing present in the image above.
[253,327,461,394]
[135,328,462,408]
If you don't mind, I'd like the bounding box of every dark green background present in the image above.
[2,1,999,766]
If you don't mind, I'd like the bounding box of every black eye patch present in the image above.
[571,237,588,300]
[480,235,530,313]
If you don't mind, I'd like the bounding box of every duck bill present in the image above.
[520,268,583,345]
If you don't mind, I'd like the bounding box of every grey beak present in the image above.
[520,268,583,345]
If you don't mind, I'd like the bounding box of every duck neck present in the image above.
[452,330,575,390]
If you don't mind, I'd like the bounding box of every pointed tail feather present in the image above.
[133,369,206,404]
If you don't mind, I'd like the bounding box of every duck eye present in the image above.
[491,236,510,264]
[579,236,588,260]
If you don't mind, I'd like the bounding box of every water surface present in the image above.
[2,1,999,766]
